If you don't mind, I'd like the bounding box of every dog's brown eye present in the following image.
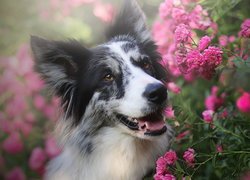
[104,73,114,82]
[141,57,151,69]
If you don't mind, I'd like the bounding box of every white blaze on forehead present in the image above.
[106,42,162,117]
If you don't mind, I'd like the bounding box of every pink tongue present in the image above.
[138,119,166,131]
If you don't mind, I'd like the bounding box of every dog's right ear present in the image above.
[30,36,91,96]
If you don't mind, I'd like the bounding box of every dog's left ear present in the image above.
[106,0,151,44]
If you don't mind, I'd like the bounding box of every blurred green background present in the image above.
[0,0,163,56]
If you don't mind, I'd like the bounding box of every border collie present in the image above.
[30,0,174,179]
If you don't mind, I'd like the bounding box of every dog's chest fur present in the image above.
[47,127,171,180]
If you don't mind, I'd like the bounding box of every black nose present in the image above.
[143,83,167,104]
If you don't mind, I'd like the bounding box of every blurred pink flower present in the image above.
[189,5,211,30]
[5,96,27,118]
[5,167,26,180]
[216,144,223,153]
[228,35,236,42]
[2,132,23,154]
[164,150,177,165]
[159,0,173,19]
[29,147,47,171]
[154,173,176,180]
[198,36,211,51]
[42,105,59,122]
[205,94,224,111]
[16,44,34,76]
[239,19,250,38]
[166,82,181,94]
[25,112,35,124]
[25,73,44,93]
[202,110,214,123]
[45,136,61,158]
[219,35,228,47]
[183,148,195,167]
[241,171,250,180]
[0,114,13,133]
[174,24,191,43]
[0,155,5,169]
[93,2,114,22]
[164,107,175,119]
[34,95,46,110]
[176,130,190,140]
[236,92,250,113]
[172,8,188,24]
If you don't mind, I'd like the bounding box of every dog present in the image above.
[30,0,174,179]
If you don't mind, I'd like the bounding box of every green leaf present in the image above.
[199,0,242,21]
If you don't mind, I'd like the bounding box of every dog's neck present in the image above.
[48,120,172,180]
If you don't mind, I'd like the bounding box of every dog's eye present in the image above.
[141,56,151,69]
[103,73,114,82]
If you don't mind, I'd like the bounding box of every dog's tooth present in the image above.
[132,118,138,123]
[128,117,133,121]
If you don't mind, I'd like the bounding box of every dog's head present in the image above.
[31,0,169,139]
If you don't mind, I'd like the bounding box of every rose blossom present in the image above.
[174,24,191,43]
[198,36,211,51]
[29,147,47,171]
[183,148,195,167]
[164,150,177,165]
[216,144,223,153]
[2,132,24,154]
[159,0,173,19]
[202,110,214,123]
[236,92,250,113]
[45,136,61,158]
[164,107,175,119]
[239,19,250,38]
[5,167,26,180]
[219,35,228,47]
[166,82,181,94]
[155,156,168,175]
[154,173,176,180]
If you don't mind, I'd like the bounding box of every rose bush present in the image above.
[152,0,250,179]
[0,0,249,179]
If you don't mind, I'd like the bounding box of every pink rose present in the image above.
[154,173,176,180]
[236,92,250,113]
[166,82,181,94]
[155,157,168,175]
[216,145,223,153]
[239,19,250,38]
[202,110,214,123]
[183,148,195,167]
[93,2,114,23]
[174,24,191,43]
[198,36,211,51]
[45,136,61,158]
[29,147,47,171]
[164,107,175,119]
[219,35,228,47]
[34,95,46,110]
[2,132,24,154]
[5,167,26,180]
[164,150,177,165]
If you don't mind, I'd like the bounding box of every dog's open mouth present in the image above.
[117,111,167,136]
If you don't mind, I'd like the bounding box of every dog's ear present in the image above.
[106,0,151,43]
[30,36,91,96]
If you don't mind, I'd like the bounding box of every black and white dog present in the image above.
[31,0,173,179]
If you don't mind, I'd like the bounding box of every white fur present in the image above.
[46,126,172,180]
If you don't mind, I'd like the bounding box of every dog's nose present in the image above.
[143,83,167,104]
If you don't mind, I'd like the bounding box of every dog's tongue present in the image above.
[138,113,166,132]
